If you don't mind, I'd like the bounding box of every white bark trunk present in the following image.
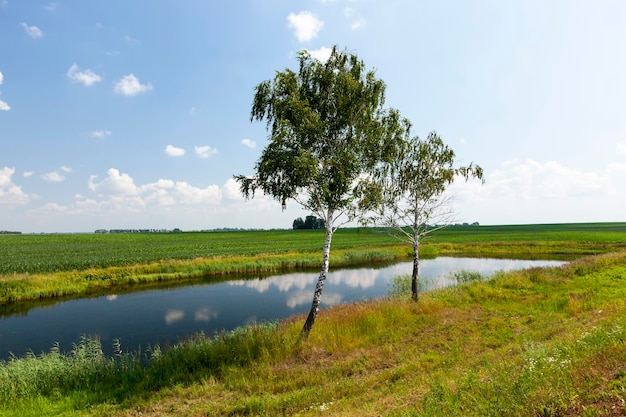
[301,223,333,336]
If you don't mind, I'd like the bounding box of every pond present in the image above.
[0,257,567,360]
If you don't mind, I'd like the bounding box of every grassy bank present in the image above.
[1,250,625,416]
[2,223,625,304]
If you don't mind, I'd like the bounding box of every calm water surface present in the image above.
[0,257,567,360]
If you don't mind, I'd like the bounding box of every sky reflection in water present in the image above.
[0,257,566,359]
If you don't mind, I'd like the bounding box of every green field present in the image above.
[428,222,626,243]
[2,223,625,276]
[0,229,402,275]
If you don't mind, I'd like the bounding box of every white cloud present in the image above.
[307,46,333,63]
[41,171,65,182]
[67,63,102,87]
[1,1,7,9]
[21,22,44,39]
[88,168,138,195]
[171,182,221,205]
[287,11,324,42]
[91,130,112,138]
[194,145,218,159]
[448,158,626,225]
[114,74,153,96]
[40,166,72,183]
[241,138,256,149]
[0,72,3,85]
[0,167,30,204]
[222,178,244,201]
[165,145,185,157]
[23,171,33,178]
[22,167,298,232]
[618,142,626,154]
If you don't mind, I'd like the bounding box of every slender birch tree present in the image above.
[234,46,408,336]
[370,131,484,301]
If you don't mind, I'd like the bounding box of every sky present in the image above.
[1,0,625,233]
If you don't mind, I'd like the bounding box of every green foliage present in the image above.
[235,45,409,224]
[452,269,485,284]
[388,274,416,298]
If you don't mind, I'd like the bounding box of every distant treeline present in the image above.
[293,215,325,230]
[94,228,182,234]
[0,231,22,235]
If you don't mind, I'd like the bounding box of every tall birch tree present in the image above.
[234,46,408,336]
[370,131,484,301]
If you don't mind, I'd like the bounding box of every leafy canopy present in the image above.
[373,131,484,236]
[235,46,407,225]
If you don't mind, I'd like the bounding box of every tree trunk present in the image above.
[301,225,333,338]
[411,236,419,302]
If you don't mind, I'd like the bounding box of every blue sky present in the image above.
[1,0,625,233]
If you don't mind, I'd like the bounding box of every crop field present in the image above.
[0,229,401,276]
[1,223,625,276]
[427,222,626,243]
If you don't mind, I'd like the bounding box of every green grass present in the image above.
[1,250,625,416]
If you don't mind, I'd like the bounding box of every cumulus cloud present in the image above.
[241,138,256,149]
[41,172,63,182]
[40,167,72,182]
[448,158,626,224]
[287,11,324,42]
[194,145,218,158]
[165,145,185,157]
[24,166,295,232]
[307,46,333,63]
[88,168,138,195]
[114,74,153,96]
[21,22,44,39]
[618,142,626,154]
[67,63,102,87]
[0,167,31,204]
[23,171,34,178]
[91,130,112,138]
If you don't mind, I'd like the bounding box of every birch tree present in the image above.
[234,46,407,336]
[371,131,484,301]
